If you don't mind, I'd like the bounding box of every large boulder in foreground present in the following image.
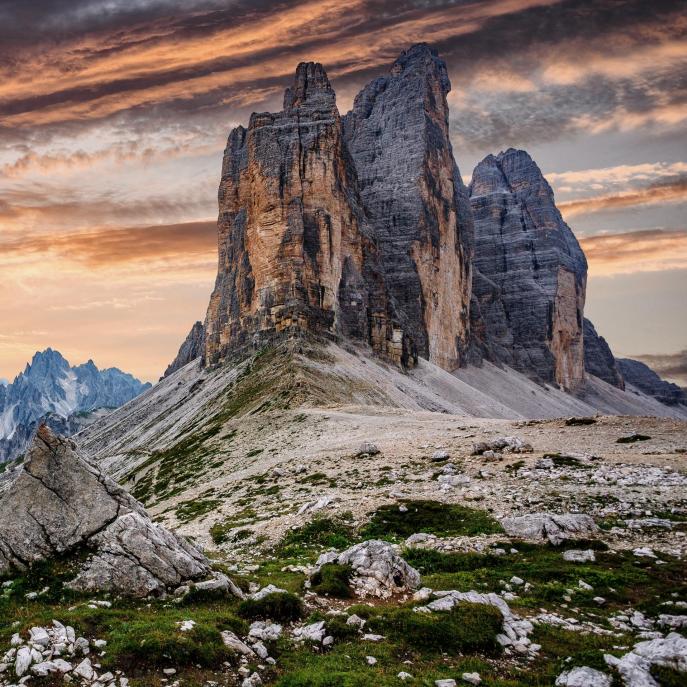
[316,540,420,598]
[0,425,210,597]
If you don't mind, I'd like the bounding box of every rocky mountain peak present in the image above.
[283,61,335,113]
[469,150,587,391]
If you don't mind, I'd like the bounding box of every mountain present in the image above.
[203,60,415,371]
[468,149,587,391]
[160,43,680,418]
[582,318,625,389]
[342,43,473,370]
[617,358,687,406]
[0,349,151,463]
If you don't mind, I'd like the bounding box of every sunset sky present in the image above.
[1,0,685,384]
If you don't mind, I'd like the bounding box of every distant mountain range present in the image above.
[0,349,150,463]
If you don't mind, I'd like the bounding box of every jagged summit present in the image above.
[469,148,587,391]
[0,349,150,463]
[283,61,335,112]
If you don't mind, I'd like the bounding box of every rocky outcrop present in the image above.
[0,349,150,464]
[500,512,598,545]
[469,149,587,391]
[314,540,420,598]
[617,358,687,406]
[0,425,210,597]
[343,43,473,371]
[583,319,624,389]
[203,62,415,369]
[163,321,204,378]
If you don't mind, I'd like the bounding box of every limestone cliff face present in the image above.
[163,321,204,378]
[203,63,415,368]
[583,318,624,389]
[469,149,587,391]
[343,44,473,371]
[617,358,687,406]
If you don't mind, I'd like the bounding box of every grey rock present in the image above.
[343,43,473,371]
[163,321,205,378]
[0,349,149,464]
[563,549,596,563]
[617,358,687,407]
[0,426,210,597]
[315,540,420,598]
[500,513,598,545]
[583,319,624,389]
[555,666,611,687]
[469,149,587,391]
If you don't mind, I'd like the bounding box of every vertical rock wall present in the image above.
[343,44,473,371]
[469,149,587,391]
[203,62,415,368]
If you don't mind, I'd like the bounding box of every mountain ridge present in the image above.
[0,348,151,463]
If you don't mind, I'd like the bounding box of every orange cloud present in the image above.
[580,229,687,276]
[558,177,687,218]
[0,221,217,268]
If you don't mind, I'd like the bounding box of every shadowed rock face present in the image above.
[583,318,625,389]
[469,149,588,391]
[0,425,209,597]
[163,321,204,378]
[618,358,687,406]
[343,43,474,371]
[203,61,415,368]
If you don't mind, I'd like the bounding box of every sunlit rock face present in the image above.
[583,318,625,389]
[203,62,416,368]
[343,43,474,371]
[469,149,587,391]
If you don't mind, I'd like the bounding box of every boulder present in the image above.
[0,426,213,597]
[315,540,420,598]
[605,633,687,686]
[500,513,598,545]
[555,666,611,687]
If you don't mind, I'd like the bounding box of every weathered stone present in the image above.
[315,540,420,598]
[0,426,211,597]
[555,666,611,687]
[583,319,624,389]
[617,358,687,407]
[500,513,598,545]
[203,61,415,369]
[163,321,204,378]
[469,149,587,391]
[343,43,474,370]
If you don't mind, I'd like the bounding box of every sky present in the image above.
[0,0,685,384]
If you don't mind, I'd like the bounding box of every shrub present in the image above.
[361,500,502,540]
[237,592,304,622]
[367,602,501,653]
[105,621,232,673]
[279,516,355,554]
[310,564,353,598]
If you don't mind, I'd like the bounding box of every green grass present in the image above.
[310,564,353,598]
[175,497,221,523]
[278,516,356,556]
[361,500,503,540]
[237,592,304,622]
[367,602,502,654]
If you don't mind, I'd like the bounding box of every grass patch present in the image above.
[237,592,304,622]
[367,603,502,654]
[361,500,503,540]
[310,564,353,598]
[279,516,355,555]
[105,621,233,674]
[175,497,221,523]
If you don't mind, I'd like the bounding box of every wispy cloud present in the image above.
[558,175,687,218]
[579,228,687,275]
